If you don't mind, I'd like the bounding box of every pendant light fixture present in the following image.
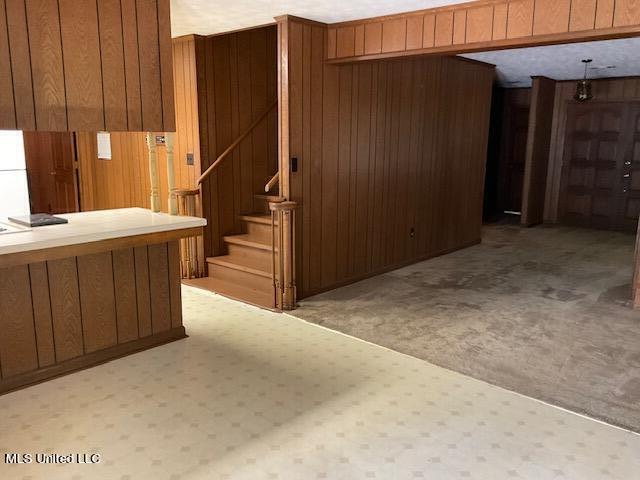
[574,59,593,102]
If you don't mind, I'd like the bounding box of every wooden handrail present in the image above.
[197,100,277,185]
[264,171,279,193]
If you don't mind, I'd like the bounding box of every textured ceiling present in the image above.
[170,0,468,37]
[461,38,640,87]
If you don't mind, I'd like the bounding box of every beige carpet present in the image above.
[292,224,640,432]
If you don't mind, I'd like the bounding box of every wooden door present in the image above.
[559,102,627,230]
[501,106,530,213]
[622,104,640,232]
[23,132,79,214]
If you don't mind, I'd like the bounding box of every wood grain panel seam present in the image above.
[109,251,121,341]
[55,0,70,129]
[145,245,154,333]
[491,3,496,38]
[22,0,38,129]
[2,0,17,127]
[131,246,141,338]
[593,0,599,28]
[154,0,165,130]
[531,0,537,37]
[134,0,144,130]
[44,262,58,364]
[95,0,108,129]
[73,256,86,355]
[118,0,130,129]
[26,265,40,368]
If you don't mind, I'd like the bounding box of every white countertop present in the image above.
[0,208,207,256]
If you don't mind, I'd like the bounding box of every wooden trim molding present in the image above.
[0,227,203,268]
[326,0,640,62]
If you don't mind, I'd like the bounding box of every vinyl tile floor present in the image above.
[0,286,638,480]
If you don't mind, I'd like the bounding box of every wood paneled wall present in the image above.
[194,26,278,258]
[327,0,640,63]
[544,77,640,222]
[522,76,556,226]
[0,240,183,392]
[0,0,174,132]
[77,36,202,212]
[281,17,494,298]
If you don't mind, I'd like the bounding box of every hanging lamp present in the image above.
[574,59,593,102]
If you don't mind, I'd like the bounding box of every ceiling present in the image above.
[461,38,640,88]
[170,0,468,37]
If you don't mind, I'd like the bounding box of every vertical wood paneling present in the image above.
[434,12,454,46]
[112,248,139,343]
[533,0,572,35]
[77,252,118,353]
[0,0,16,129]
[493,3,509,39]
[466,5,494,43]
[168,240,182,328]
[364,23,383,54]
[194,26,277,259]
[507,0,535,38]
[406,16,423,50]
[0,266,38,377]
[354,24,365,55]
[285,16,495,298]
[97,0,128,130]
[453,10,467,44]
[2,0,171,131]
[595,0,616,27]
[381,18,407,52]
[59,0,104,131]
[522,76,556,226]
[158,0,175,131]
[148,243,171,333]
[134,246,152,337]
[121,0,143,130]
[422,14,436,47]
[327,27,337,58]
[47,257,84,362]
[570,0,598,31]
[25,0,67,131]
[336,26,355,57]
[28,262,56,367]
[5,0,35,129]
[136,0,163,131]
[614,0,640,26]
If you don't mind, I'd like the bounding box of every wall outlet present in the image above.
[186,153,194,165]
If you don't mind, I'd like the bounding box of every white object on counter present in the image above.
[0,207,206,256]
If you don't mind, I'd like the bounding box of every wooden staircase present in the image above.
[184,194,281,309]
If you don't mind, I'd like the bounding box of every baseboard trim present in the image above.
[0,327,187,395]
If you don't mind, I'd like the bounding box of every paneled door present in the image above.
[23,132,79,214]
[559,102,635,232]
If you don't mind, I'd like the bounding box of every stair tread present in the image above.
[254,194,285,202]
[223,233,275,251]
[183,277,274,310]
[239,213,277,225]
[207,255,272,278]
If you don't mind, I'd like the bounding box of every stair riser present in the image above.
[226,243,276,271]
[209,263,273,292]
[253,198,271,214]
[244,222,280,244]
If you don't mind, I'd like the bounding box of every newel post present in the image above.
[145,132,161,212]
[270,200,297,310]
[165,132,178,215]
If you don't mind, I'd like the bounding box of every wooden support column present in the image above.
[270,200,297,310]
[165,132,177,215]
[146,132,161,212]
[276,16,291,200]
[522,76,556,227]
